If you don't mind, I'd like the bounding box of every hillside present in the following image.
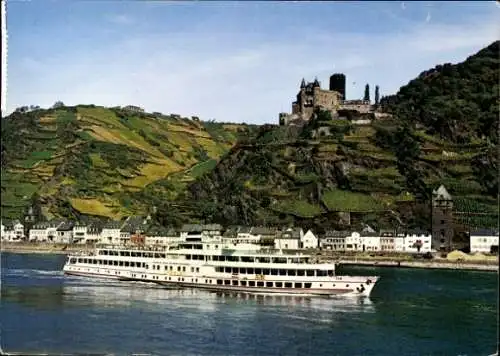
[1,105,255,221]
[164,41,499,232]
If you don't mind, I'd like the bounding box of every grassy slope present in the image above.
[1,105,251,220]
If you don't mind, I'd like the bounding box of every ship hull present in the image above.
[64,268,378,297]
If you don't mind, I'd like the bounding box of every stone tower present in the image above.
[431,185,454,252]
[329,73,346,100]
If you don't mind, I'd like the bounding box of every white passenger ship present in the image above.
[63,237,380,297]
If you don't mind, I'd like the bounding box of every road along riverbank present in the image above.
[333,259,498,272]
[1,242,94,254]
[1,242,498,272]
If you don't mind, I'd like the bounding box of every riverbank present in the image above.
[333,259,498,272]
[1,242,93,255]
[1,242,498,272]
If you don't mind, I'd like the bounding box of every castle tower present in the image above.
[431,185,454,252]
[329,73,346,100]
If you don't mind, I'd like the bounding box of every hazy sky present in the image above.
[5,1,499,123]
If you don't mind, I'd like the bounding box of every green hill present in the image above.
[160,41,499,232]
[2,41,498,232]
[1,105,255,221]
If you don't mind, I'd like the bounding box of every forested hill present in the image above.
[1,105,256,221]
[156,41,499,233]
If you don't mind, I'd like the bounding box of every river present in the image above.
[0,252,497,355]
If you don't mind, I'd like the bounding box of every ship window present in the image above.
[295,283,302,288]
[287,270,296,276]
[241,281,247,286]
[78,258,82,263]
[131,252,136,257]
[317,270,327,277]
[275,282,283,288]
[297,270,305,276]
[263,269,270,275]
[196,268,200,273]
[186,255,192,260]
[70,258,76,264]
[279,269,287,276]
[285,282,293,288]
[177,266,181,271]
[239,268,247,274]
[103,251,108,255]
[119,261,124,266]
[114,261,118,266]
[183,266,186,272]
[306,270,314,276]
[304,283,312,288]
[247,268,254,274]
[249,281,255,287]
[120,251,125,256]
[270,269,278,275]
[169,266,173,271]
[260,257,271,263]
[255,269,262,274]
[232,268,238,274]
[266,282,273,287]
[232,280,238,286]
[346,284,349,287]
[225,267,231,273]
[191,267,194,272]
[224,280,230,285]
[125,261,130,267]
[257,282,264,287]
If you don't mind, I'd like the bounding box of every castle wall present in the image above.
[313,88,341,110]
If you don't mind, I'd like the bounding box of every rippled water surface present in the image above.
[0,253,497,355]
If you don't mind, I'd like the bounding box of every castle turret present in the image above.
[329,73,346,100]
[300,78,306,88]
[313,77,320,88]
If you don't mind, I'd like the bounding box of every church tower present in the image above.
[431,185,454,252]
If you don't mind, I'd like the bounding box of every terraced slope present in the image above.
[1,105,253,220]
[172,42,499,232]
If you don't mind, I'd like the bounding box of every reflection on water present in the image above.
[2,270,375,316]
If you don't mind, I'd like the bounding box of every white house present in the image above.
[275,227,302,250]
[145,229,181,246]
[85,224,102,244]
[45,219,66,242]
[100,221,123,244]
[72,223,88,244]
[404,231,432,253]
[2,220,25,241]
[320,231,349,250]
[345,232,363,252]
[360,233,381,252]
[236,226,262,244]
[470,229,499,254]
[29,222,51,242]
[393,236,406,252]
[55,221,74,244]
[301,229,318,249]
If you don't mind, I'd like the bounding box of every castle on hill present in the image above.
[279,73,375,126]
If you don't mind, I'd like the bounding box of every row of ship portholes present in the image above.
[68,267,353,289]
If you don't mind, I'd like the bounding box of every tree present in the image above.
[413,240,423,253]
[52,101,65,109]
[363,84,370,102]
[375,85,380,105]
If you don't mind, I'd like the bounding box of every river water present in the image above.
[0,252,497,355]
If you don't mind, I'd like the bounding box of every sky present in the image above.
[4,1,499,124]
